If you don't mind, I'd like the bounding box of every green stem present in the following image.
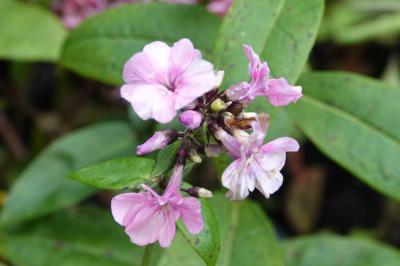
[140,244,154,266]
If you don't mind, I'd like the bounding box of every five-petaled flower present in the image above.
[111,165,203,247]
[226,45,303,106]
[121,39,217,123]
[215,114,300,200]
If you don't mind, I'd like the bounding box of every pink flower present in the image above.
[121,39,217,123]
[214,114,299,200]
[207,0,232,16]
[226,45,302,106]
[111,165,204,247]
[179,110,203,129]
[136,129,178,155]
[55,0,108,29]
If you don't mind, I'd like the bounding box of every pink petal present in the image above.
[226,82,250,101]
[174,59,216,109]
[158,209,179,248]
[207,0,232,16]
[214,128,241,158]
[261,137,300,154]
[265,78,303,106]
[258,152,286,172]
[179,197,204,234]
[141,41,171,84]
[120,84,176,123]
[169,39,197,81]
[255,170,283,198]
[222,159,252,200]
[125,206,161,246]
[111,193,147,226]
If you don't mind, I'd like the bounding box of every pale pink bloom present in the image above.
[55,0,108,28]
[215,114,299,200]
[179,110,203,129]
[121,39,217,123]
[111,166,203,247]
[226,45,302,106]
[136,129,178,155]
[207,0,232,16]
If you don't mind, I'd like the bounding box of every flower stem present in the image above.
[140,244,154,266]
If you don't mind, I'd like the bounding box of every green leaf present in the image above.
[177,198,220,266]
[0,206,146,266]
[249,0,324,138]
[319,1,400,44]
[262,0,324,83]
[159,193,284,266]
[0,122,136,226]
[287,71,400,200]
[69,157,155,190]
[285,234,400,266]
[61,3,221,85]
[212,0,285,87]
[151,141,181,178]
[0,0,66,61]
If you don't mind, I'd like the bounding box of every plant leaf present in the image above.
[212,0,285,87]
[61,3,220,85]
[151,141,181,178]
[285,234,400,266]
[159,193,284,266]
[69,157,155,190]
[0,206,147,266]
[0,0,66,61]
[0,122,136,226]
[288,71,400,200]
[177,198,220,266]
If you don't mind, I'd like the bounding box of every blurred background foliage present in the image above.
[0,0,399,265]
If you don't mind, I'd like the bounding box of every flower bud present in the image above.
[179,110,203,129]
[205,144,222,157]
[186,187,213,198]
[214,70,225,88]
[211,99,229,112]
[136,129,178,155]
[188,149,202,164]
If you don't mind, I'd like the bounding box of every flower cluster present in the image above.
[55,0,232,29]
[112,38,301,247]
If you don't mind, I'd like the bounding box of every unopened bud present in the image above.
[136,129,178,155]
[179,110,203,129]
[211,99,228,112]
[214,70,225,88]
[186,187,213,198]
[205,144,222,157]
[188,149,202,164]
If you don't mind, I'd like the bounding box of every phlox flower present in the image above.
[214,114,299,200]
[121,39,217,123]
[226,45,303,106]
[111,165,203,247]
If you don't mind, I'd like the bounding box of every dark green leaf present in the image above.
[285,234,400,266]
[213,0,285,87]
[262,0,325,82]
[0,122,136,226]
[61,3,220,85]
[0,206,146,266]
[0,0,66,61]
[160,193,284,266]
[288,71,400,200]
[69,157,155,190]
[151,141,181,178]
[178,199,220,266]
